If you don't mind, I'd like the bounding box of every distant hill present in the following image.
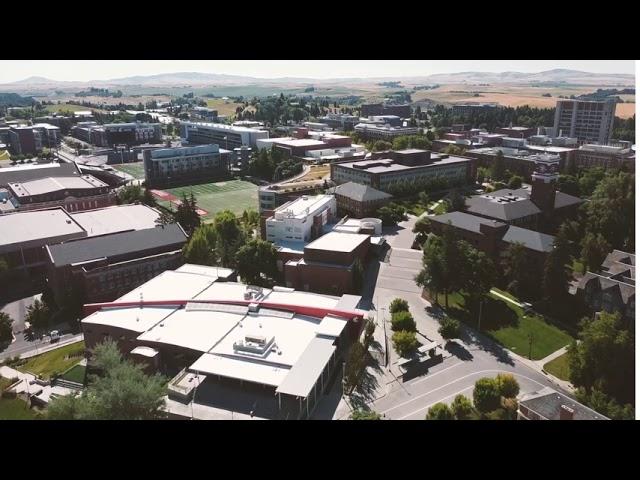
[1,68,633,90]
[0,92,34,106]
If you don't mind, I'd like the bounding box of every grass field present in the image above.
[446,291,573,360]
[296,164,330,182]
[18,341,85,380]
[0,397,41,420]
[543,352,571,381]
[205,98,245,116]
[156,179,258,221]
[112,161,146,180]
[61,364,86,384]
[43,103,94,113]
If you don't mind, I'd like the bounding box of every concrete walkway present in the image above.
[0,366,76,405]
[537,345,569,367]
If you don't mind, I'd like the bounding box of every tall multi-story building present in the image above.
[180,121,269,149]
[318,113,361,131]
[143,144,230,188]
[575,143,635,171]
[553,98,616,144]
[71,122,162,147]
[8,124,59,155]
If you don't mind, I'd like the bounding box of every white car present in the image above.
[50,330,60,343]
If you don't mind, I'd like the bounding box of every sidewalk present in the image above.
[19,334,84,360]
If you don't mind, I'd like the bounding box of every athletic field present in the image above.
[112,162,146,180]
[152,179,258,221]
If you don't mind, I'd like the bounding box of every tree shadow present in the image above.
[347,354,382,410]
[459,326,515,366]
[445,341,474,361]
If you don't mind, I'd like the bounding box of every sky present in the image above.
[0,60,634,83]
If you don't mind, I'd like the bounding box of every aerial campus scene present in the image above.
[0,60,635,421]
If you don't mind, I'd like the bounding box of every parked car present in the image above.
[49,330,60,343]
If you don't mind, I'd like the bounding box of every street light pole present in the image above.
[528,333,534,360]
[477,299,484,331]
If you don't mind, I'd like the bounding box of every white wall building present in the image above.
[265,194,336,244]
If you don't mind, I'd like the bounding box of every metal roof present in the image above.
[47,223,187,267]
[275,336,336,398]
[332,182,393,202]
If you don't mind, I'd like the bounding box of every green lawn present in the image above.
[444,291,573,360]
[113,162,146,180]
[158,179,258,221]
[571,258,586,275]
[43,103,94,113]
[0,398,41,420]
[543,352,571,381]
[60,364,86,384]
[18,341,85,380]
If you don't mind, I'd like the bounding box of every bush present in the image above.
[496,373,520,398]
[350,409,382,420]
[438,317,460,340]
[392,330,419,358]
[391,311,416,332]
[426,402,454,420]
[473,377,502,413]
[451,394,474,420]
[389,298,409,314]
[362,318,376,350]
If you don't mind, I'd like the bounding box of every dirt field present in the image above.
[296,164,330,182]
[205,98,244,116]
[411,84,636,118]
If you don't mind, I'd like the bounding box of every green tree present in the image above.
[575,387,635,420]
[236,238,279,286]
[117,184,145,204]
[473,377,502,413]
[502,242,540,300]
[426,402,454,420]
[507,175,523,189]
[389,298,409,314]
[412,216,431,245]
[557,220,583,259]
[451,394,474,420]
[213,210,246,268]
[567,312,634,405]
[182,224,217,265]
[416,235,448,305]
[362,318,376,350]
[392,330,419,357]
[495,373,520,398]
[25,299,50,331]
[372,140,393,151]
[438,317,460,341]
[558,174,581,197]
[350,409,382,420]
[0,312,14,344]
[174,193,201,237]
[542,237,572,304]
[352,258,365,294]
[490,151,506,181]
[47,340,167,420]
[580,232,611,272]
[391,311,416,332]
[459,242,496,309]
[343,341,367,394]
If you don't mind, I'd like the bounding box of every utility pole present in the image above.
[528,333,534,360]
[477,299,484,331]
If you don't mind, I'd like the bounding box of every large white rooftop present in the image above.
[82,265,362,398]
[9,175,107,197]
[272,194,335,220]
[70,204,161,237]
[0,208,85,249]
[305,231,370,253]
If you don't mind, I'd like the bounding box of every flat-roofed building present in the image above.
[553,98,616,144]
[143,144,230,188]
[80,264,365,420]
[264,194,336,245]
[45,223,188,305]
[180,121,268,149]
[354,123,419,140]
[361,103,411,118]
[284,231,371,295]
[451,103,498,116]
[0,208,87,278]
[331,149,475,193]
[575,143,635,171]
[495,126,536,138]
[70,204,161,237]
[0,162,81,187]
[7,174,115,213]
[318,113,361,131]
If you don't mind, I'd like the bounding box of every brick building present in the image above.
[284,231,370,295]
[329,181,392,218]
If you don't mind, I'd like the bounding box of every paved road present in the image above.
[371,328,567,420]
